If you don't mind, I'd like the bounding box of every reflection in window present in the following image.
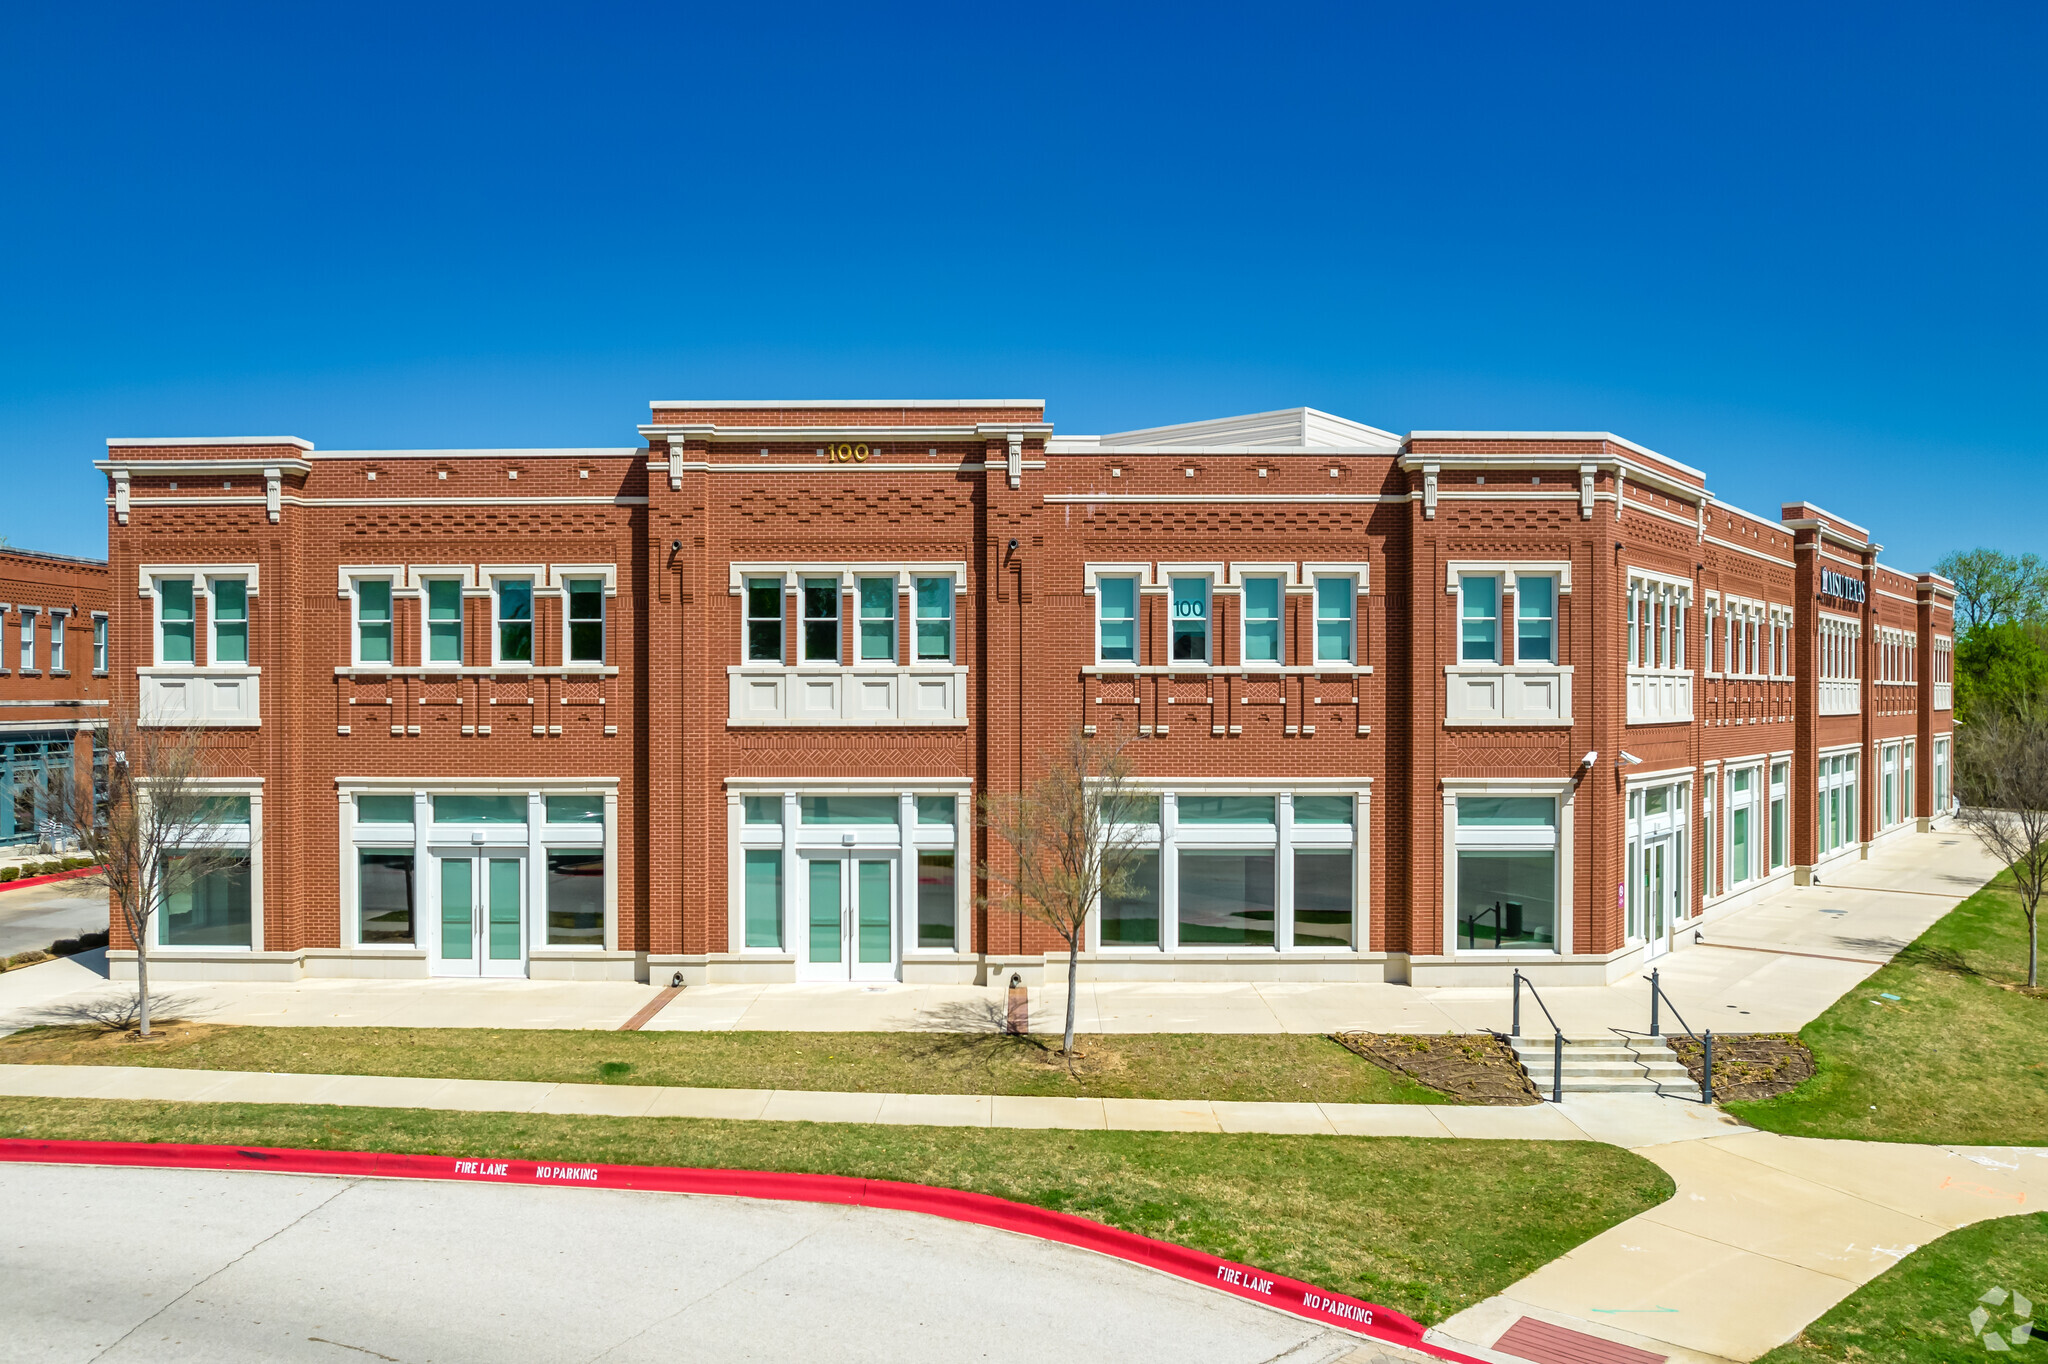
[1101,850,1159,947]
[212,579,248,664]
[1170,578,1208,662]
[545,795,604,824]
[1177,794,1275,825]
[425,580,464,664]
[359,851,415,944]
[1242,577,1282,663]
[545,851,604,946]
[160,579,195,664]
[1178,851,1275,946]
[858,577,896,661]
[1460,576,1499,662]
[802,578,840,662]
[567,580,605,663]
[1097,577,1138,662]
[356,794,414,824]
[496,579,533,663]
[1455,851,1556,950]
[798,794,897,824]
[917,851,955,948]
[915,577,953,661]
[746,578,784,661]
[1516,576,1554,664]
[744,848,782,948]
[161,854,253,947]
[432,794,527,824]
[1315,577,1354,663]
[1293,850,1352,947]
[743,795,782,826]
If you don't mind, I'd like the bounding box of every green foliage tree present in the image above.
[1954,620,2048,723]
[1935,548,2048,633]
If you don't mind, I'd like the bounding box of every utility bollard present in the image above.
[1551,1031,1563,1103]
[1649,968,1661,1037]
[1512,970,1522,1038]
[1702,1029,1714,1104]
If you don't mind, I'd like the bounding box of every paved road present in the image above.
[0,881,106,958]
[0,1163,1405,1364]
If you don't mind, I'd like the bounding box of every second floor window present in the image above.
[1171,577,1209,662]
[1515,576,1554,664]
[566,579,604,663]
[1459,575,1498,662]
[496,578,533,663]
[802,578,839,662]
[1242,577,1282,663]
[18,610,35,671]
[159,579,195,664]
[746,578,783,661]
[915,576,953,661]
[93,616,108,672]
[1315,576,1355,664]
[211,578,248,665]
[49,614,64,672]
[424,579,463,664]
[356,580,393,665]
[1098,577,1138,662]
[858,577,895,661]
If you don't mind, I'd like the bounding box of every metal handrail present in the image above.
[1643,967,1713,1104]
[1511,969,1564,1104]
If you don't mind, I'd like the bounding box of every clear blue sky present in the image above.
[1,2,2040,571]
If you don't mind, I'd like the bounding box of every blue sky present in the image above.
[1,1,2040,570]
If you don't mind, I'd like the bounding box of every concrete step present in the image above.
[1508,1035,1700,1096]
[1518,1061,1693,1079]
[1525,1076,1700,1094]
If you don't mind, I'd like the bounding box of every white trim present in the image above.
[139,562,260,597]
[1442,560,1573,593]
[107,437,312,450]
[313,447,639,461]
[651,399,1042,410]
[1043,493,1393,504]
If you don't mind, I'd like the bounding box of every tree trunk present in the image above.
[2029,904,2039,990]
[1064,939,1079,1057]
[136,923,152,1037]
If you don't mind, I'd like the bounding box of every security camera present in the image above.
[1580,751,1598,769]
[1618,751,1643,766]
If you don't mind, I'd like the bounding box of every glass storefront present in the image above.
[1454,796,1557,951]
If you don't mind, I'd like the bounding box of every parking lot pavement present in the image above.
[0,880,107,958]
[0,1161,1408,1364]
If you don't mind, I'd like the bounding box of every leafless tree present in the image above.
[979,725,1147,1057]
[1956,708,2048,988]
[44,706,252,1035]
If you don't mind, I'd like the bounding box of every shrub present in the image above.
[0,868,16,883]
[49,937,82,956]
[79,930,108,950]
[6,950,52,969]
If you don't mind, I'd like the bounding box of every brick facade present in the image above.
[0,546,111,849]
[97,405,1955,985]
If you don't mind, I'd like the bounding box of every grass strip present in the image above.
[1727,871,2048,1145]
[0,1095,1670,1325]
[1755,1212,2048,1362]
[0,1026,1450,1104]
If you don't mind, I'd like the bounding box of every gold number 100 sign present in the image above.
[829,443,870,463]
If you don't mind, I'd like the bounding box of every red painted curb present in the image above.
[0,1137,1483,1360]
[0,865,103,894]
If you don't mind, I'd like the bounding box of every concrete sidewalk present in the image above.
[0,829,1996,1039]
[0,1061,1747,1144]
[1436,1132,2048,1364]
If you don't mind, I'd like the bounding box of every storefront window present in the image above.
[358,794,413,824]
[1102,851,1160,947]
[1770,763,1787,870]
[1293,795,1353,825]
[1454,795,1556,951]
[545,851,603,946]
[1292,850,1352,947]
[917,852,955,949]
[161,854,253,947]
[743,795,782,825]
[744,849,782,948]
[545,795,604,824]
[1178,851,1275,946]
[358,851,415,943]
[915,795,956,825]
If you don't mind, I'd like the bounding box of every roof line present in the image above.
[647,399,1043,410]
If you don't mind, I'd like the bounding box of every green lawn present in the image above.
[1728,871,2048,1145]
[0,1025,1451,1104]
[0,1094,1669,1325]
[1756,1213,2048,1362]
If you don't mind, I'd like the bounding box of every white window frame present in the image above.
[491,574,537,667]
[799,575,842,666]
[207,574,250,668]
[855,574,898,664]
[1310,573,1359,666]
[1458,572,1502,664]
[152,777,264,953]
[417,575,467,667]
[1239,573,1287,667]
[17,607,35,673]
[744,575,786,664]
[1093,572,1143,666]
[912,574,955,663]
[91,612,108,674]
[1167,574,1213,666]
[562,575,607,666]
[152,575,198,668]
[1513,572,1558,665]
[48,611,65,673]
[1442,779,1573,957]
[349,575,397,668]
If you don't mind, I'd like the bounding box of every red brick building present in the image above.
[96,403,1955,985]
[0,546,111,852]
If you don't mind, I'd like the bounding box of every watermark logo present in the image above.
[1972,1286,2036,1352]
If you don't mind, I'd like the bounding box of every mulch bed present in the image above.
[1666,1032,1815,1102]
[1331,1032,1541,1106]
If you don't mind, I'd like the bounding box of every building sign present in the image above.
[1820,569,1866,604]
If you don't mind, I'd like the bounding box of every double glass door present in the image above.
[803,856,895,981]
[435,854,526,977]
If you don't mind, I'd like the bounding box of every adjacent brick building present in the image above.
[0,546,111,849]
[96,402,1955,985]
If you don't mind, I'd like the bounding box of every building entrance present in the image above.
[1640,833,1676,961]
[801,855,896,982]
[433,854,526,977]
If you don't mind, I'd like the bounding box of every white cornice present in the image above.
[311,448,640,461]
[1045,441,1397,457]
[640,423,1051,443]
[96,458,312,477]
[648,399,1042,410]
[1405,431,1705,480]
[106,436,314,450]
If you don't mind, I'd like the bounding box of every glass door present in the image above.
[433,854,526,977]
[800,855,896,981]
[1643,836,1674,960]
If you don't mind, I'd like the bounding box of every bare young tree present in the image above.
[46,706,251,1035]
[1956,708,2048,989]
[979,726,1147,1057]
